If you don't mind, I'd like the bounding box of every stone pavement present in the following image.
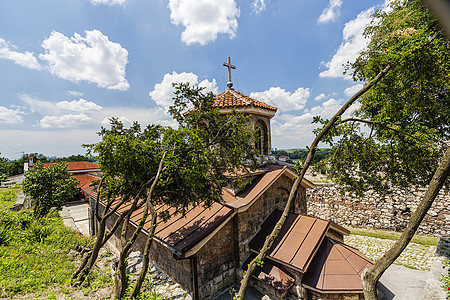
[59,202,90,236]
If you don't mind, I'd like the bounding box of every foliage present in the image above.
[0,209,103,298]
[87,83,259,216]
[22,162,78,219]
[272,148,333,164]
[443,259,450,295]
[0,157,7,183]
[317,0,449,195]
[0,188,19,208]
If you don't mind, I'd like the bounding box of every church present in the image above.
[84,58,373,300]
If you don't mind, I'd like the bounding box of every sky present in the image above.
[0,0,388,160]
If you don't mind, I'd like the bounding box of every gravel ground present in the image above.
[344,234,437,270]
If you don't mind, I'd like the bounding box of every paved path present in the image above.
[59,202,90,236]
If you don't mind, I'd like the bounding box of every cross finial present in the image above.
[222,57,236,90]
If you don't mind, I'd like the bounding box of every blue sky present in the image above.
[0,0,387,159]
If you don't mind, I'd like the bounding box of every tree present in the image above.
[237,1,448,298]
[0,157,8,183]
[22,162,78,219]
[72,83,259,299]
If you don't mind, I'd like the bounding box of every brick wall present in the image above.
[236,174,306,265]
[307,183,450,236]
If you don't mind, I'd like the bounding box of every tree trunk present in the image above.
[236,64,391,299]
[130,204,158,299]
[362,145,450,299]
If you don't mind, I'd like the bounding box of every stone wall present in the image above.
[236,174,306,265]
[307,183,450,236]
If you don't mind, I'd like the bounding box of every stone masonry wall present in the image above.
[307,183,450,236]
[237,174,306,265]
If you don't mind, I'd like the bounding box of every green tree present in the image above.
[0,157,8,183]
[72,83,259,299]
[237,1,449,298]
[22,162,78,219]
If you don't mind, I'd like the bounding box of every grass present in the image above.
[0,208,112,298]
[349,226,439,247]
[0,186,21,208]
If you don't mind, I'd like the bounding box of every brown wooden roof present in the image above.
[302,237,373,292]
[249,209,329,273]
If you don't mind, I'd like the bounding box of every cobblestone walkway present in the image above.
[344,234,437,270]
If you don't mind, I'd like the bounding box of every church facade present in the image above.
[85,59,373,299]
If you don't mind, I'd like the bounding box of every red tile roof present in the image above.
[302,237,373,292]
[43,161,99,172]
[214,89,277,112]
[73,173,100,189]
[249,209,329,273]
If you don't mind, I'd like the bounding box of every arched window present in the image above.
[254,120,269,155]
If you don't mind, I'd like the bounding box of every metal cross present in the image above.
[222,57,236,90]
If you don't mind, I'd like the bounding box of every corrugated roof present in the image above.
[249,209,329,273]
[214,89,277,112]
[302,237,373,292]
[43,161,99,171]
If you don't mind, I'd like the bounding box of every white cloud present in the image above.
[91,0,126,6]
[98,106,175,128]
[38,113,91,128]
[252,0,268,14]
[67,90,84,97]
[19,94,58,115]
[344,83,364,97]
[57,99,103,112]
[168,0,240,45]
[0,38,41,70]
[318,0,343,24]
[0,106,25,124]
[250,87,310,113]
[319,8,374,79]
[314,93,326,101]
[149,71,218,109]
[39,30,129,90]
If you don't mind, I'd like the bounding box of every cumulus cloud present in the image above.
[314,93,326,101]
[56,99,103,112]
[0,38,41,70]
[168,0,240,45]
[67,90,84,97]
[19,94,58,115]
[38,113,91,128]
[39,30,129,90]
[91,0,126,6]
[149,71,218,109]
[252,0,268,14]
[344,83,364,96]
[0,106,25,124]
[318,0,343,24]
[250,87,310,113]
[319,8,374,79]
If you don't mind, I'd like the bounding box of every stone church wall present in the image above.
[236,174,307,265]
[307,183,450,236]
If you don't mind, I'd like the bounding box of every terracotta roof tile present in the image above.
[43,161,99,172]
[214,89,277,111]
[73,173,100,189]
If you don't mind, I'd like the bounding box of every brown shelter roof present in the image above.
[82,186,233,256]
[223,164,315,210]
[244,254,294,294]
[249,209,328,273]
[302,237,373,292]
